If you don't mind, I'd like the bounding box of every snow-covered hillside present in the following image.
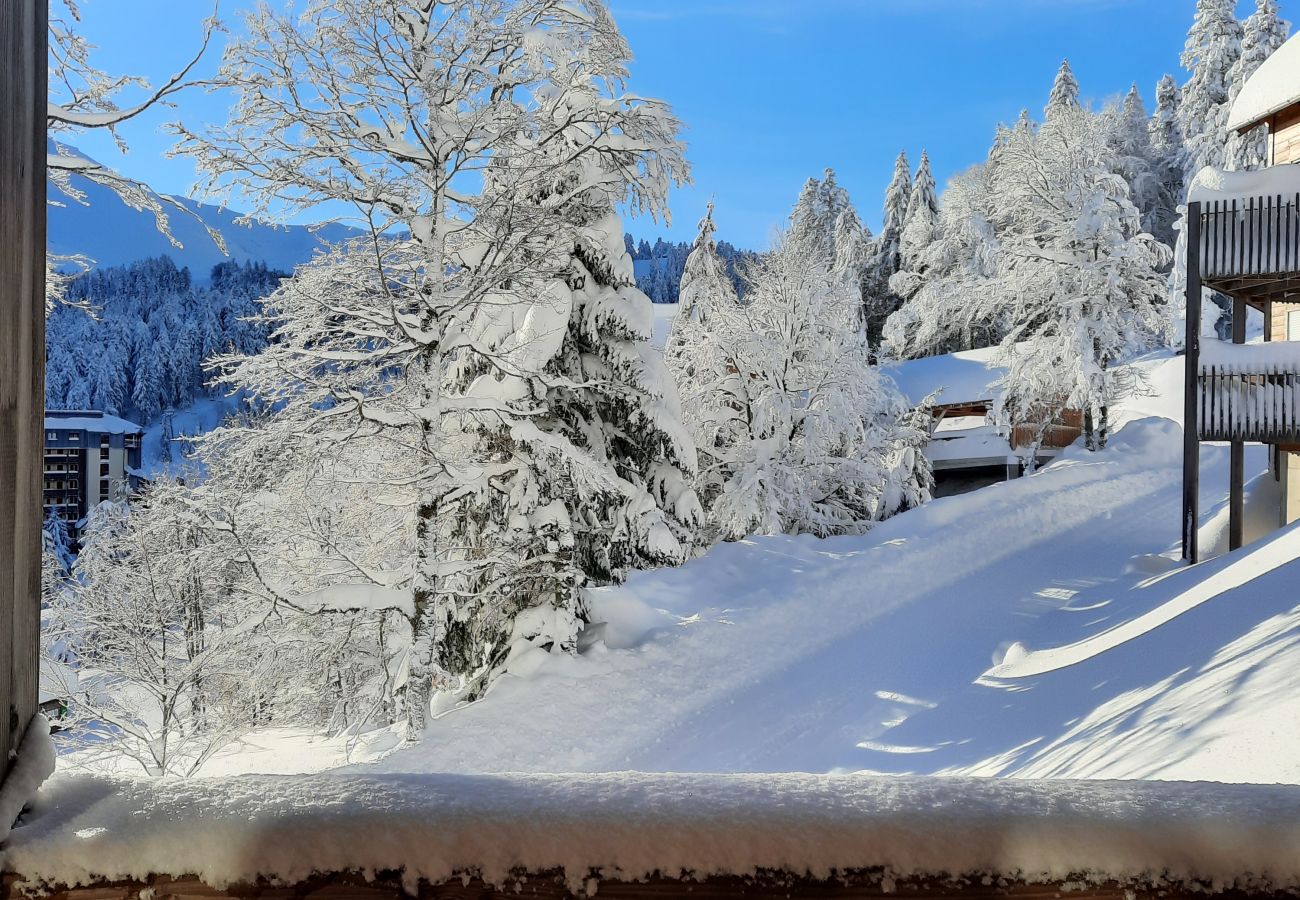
[48,148,355,278]
[128,351,1297,784]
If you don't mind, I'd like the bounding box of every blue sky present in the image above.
[68,0,1263,249]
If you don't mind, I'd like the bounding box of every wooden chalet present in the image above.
[887,350,1083,497]
[1183,31,1300,562]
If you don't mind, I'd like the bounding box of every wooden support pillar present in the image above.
[1230,296,1246,552]
[0,0,47,788]
[1183,203,1202,564]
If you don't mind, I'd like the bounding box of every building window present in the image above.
[100,462,110,477]
[46,432,56,441]
[99,481,111,501]
[67,433,79,442]
[1289,309,1300,342]
[100,447,110,460]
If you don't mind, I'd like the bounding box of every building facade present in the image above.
[43,409,144,539]
[1183,32,1300,561]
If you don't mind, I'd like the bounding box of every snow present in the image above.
[649,301,679,351]
[11,771,1300,893]
[1187,163,1300,205]
[44,412,141,435]
[251,355,1291,785]
[926,423,1012,466]
[0,716,55,850]
[294,584,413,618]
[1227,30,1300,132]
[883,347,1003,408]
[1200,337,1300,373]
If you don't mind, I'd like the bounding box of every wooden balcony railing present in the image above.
[1199,194,1300,282]
[1198,365,1300,441]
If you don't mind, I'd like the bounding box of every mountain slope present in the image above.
[48,151,355,277]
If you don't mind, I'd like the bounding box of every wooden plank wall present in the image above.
[1271,300,1300,342]
[0,0,47,786]
[1270,105,1300,166]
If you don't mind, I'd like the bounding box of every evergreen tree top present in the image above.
[1046,59,1081,117]
[694,200,718,252]
[882,151,912,235]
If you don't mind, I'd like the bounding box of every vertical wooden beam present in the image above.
[1184,203,1202,564]
[1230,296,1246,552]
[0,0,47,788]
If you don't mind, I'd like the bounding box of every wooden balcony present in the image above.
[1198,194,1300,303]
[1196,341,1300,442]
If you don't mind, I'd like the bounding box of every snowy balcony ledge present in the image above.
[1198,340,1300,442]
[1189,166,1300,288]
[6,773,1300,899]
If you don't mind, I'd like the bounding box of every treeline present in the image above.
[623,233,757,303]
[45,257,284,423]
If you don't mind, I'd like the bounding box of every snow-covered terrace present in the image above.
[8,771,1300,898]
[1188,165,1300,286]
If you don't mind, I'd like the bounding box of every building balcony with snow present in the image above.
[1183,30,1300,562]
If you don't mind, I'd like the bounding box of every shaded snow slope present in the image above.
[352,355,1298,781]
[12,772,1300,892]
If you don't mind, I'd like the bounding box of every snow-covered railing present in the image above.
[9,773,1300,900]
[1198,340,1300,441]
[1198,193,1300,279]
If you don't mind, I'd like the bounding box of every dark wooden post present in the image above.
[1230,296,1246,552]
[0,0,47,788]
[1183,203,1202,564]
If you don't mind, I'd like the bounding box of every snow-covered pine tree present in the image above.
[675,186,931,542]
[899,150,939,273]
[701,232,930,540]
[669,203,738,340]
[882,158,1004,359]
[989,104,1171,454]
[1178,0,1244,179]
[1228,0,1290,170]
[863,152,913,345]
[1104,84,1174,248]
[1149,74,1186,236]
[181,0,697,737]
[1045,59,1081,119]
[666,203,745,518]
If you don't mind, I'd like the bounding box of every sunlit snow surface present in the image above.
[53,352,1300,784]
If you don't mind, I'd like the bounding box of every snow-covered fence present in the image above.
[1198,341,1300,442]
[1199,194,1300,279]
[1199,366,1300,441]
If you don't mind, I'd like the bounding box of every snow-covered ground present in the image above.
[57,350,1295,784]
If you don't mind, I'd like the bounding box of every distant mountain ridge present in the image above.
[48,145,356,279]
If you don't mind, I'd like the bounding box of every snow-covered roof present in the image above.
[44,410,143,435]
[883,347,1004,409]
[1187,164,1300,205]
[1228,31,1300,132]
[10,772,1300,893]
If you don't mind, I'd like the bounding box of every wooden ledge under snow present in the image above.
[4,773,1300,898]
